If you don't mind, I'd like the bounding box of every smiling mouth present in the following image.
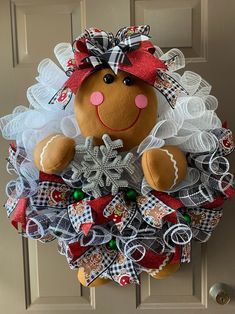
[96,107,141,132]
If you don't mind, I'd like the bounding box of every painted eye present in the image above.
[123,76,134,86]
[103,73,114,84]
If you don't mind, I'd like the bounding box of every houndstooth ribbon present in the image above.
[189,207,223,232]
[25,184,192,285]
[210,128,234,156]
[68,199,93,235]
[103,192,136,232]
[30,180,73,209]
[62,192,191,285]
[136,193,175,228]
[7,138,231,285]
[154,70,188,108]
[178,205,223,245]
[107,252,140,286]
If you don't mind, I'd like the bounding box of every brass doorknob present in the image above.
[209,283,231,305]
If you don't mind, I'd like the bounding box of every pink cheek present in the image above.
[90,91,104,106]
[135,94,148,109]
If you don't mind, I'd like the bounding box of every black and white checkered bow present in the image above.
[74,26,150,74]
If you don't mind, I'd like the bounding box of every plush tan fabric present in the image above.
[32,69,188,281]
[75,69,158,151]
[141,145,187,191]
[33,134,75,174]
[150,263,180,279]
[33,69,187,192]
[77,268,110,287]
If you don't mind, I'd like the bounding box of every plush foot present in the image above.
[149,263,180,279]
[141,145,187,191]
[77,268,110,287]
[33,134,75,174]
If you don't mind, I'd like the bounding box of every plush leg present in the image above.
[149,263,180,279]
[77,268,110,287]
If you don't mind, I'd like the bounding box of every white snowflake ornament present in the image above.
[66,134,135,197]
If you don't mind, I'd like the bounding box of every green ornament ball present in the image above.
[54,231,62,237]
[107,239,117,250]
[183,213,191,224]
[125,188,137,201]
[73,189,85,201]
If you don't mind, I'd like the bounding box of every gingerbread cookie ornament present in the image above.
[1,25,234,287]
[33,27,187,192]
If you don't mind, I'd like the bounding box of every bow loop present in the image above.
[85,39,106,56]
[118,33,149,51]
[73,28,114,52]
[115,25,150,42]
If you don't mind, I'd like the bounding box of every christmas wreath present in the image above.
[1,25,234,287]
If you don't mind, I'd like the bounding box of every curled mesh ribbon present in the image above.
[23,190,192,285]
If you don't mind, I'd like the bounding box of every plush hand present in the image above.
[141,145,187,191]
[33,134,75,174]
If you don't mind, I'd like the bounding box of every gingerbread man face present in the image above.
[75,68,158,151]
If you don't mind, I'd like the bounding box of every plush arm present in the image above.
[33,134,75,174]
[141,145,187,191]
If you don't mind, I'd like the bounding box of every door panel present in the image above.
[137,243,207,310]
[0,0,235,313]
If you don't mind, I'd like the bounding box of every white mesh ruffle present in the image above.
[54,43,74,71]
[0,43,226,197]
[140,50,222,155]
